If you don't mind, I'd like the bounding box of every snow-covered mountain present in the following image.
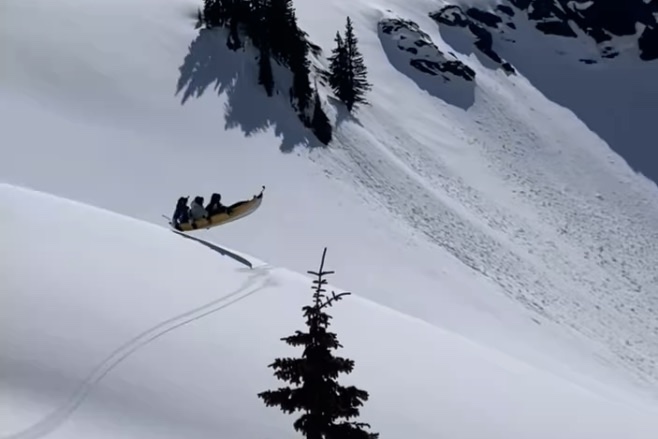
[430,0,658,185]
[3,0,658,436]
[3,183,658,439]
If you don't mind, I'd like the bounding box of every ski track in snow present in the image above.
[6,183,658,439]
[317,101,658,388]
[305,10,658,386]
[4,0,658,430]
[2,259,274,439]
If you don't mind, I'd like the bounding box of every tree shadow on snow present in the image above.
[176,27,322,153]
[378,30,475,110]
[327,95,364,129]
[500,41,658,185]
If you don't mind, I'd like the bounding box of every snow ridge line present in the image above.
[2,265,275,439]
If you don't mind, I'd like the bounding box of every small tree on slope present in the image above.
[257,247,379,439]
[249,0,274,96]
[203,0,247,49]
[328,16,372,112]
[310,87,333,145]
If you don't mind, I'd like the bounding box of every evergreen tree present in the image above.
[244,0,266,44]
[195,7,204,29]
[260,1,312,118]
[203,0,247,48]
[327,31,349,105]
[343,17,371,110]
[289,32,313,118]
[203,0,229,27]
[247,0,275,96]
[203,0,323,139]
[328,17,372,112]
[258,44,274,96]
[266,0,299,65]
[225,0,248,50]
[310,88,332,145]
[258,248,378,439]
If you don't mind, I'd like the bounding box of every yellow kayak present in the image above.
[170,186,265,232]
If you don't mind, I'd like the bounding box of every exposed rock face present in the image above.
[429,6,470,29]
[639,24,658,61]
[429,6,516,74]
[525,0,654,43]
[466,7,503,28]
[379,18,476,82]
[437,0,658,61]
[496,4,515,17]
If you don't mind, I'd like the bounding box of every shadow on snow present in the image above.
[377,28,476,110]
[436,4,658,186]
[175,27,322,153]
[172,229,253,269]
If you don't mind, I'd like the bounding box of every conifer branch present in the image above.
[258,245,377,439]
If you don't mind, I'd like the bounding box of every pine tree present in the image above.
[203,0,228,27]
[195,7,204,29]
[261,1,312,119]
[225,0,248,50]
[203,0,320,136]
[258,248,378,439]
[203,0,246,48]
[266,0,299,65]
[310,88,332,145]
[245,0,275,95]
[289,33,313,118]
[328,31,349,105]
[344,17,371,110]
[328,17,372,112]
[244,0,266,45]
[258,44,274,96]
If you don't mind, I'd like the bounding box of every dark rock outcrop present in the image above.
[429,5,469,28]
[639,25,658,61]
[379,18,476,82]
[534,20,577,38]
[430,6,516,75]
[466,7,503,28]
[572,0,654,42]
[508,0,531,9]
[431,1,658,62]
[496,5,515,17]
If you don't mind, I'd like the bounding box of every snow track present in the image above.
[4,183,658,439]
[2,258,273,439]
[4,0,658,436]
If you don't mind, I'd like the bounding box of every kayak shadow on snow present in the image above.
[172,229,253,269]
[175,27,322,153]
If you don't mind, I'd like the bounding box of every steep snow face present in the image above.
[516,0,658,57]
[4,183,658,439]
[433,0,658,184]
[3,0,658,402]
[378,15,477,82]
[377,14,477,109]
[429,5,516,74]
[301,0,658,386]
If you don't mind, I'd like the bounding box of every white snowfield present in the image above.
[3,183,658,439]
[3,0,658,435]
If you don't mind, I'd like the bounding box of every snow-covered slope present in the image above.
[3,0,658,417]
[3,183,658,439]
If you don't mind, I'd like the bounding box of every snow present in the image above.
[3,0,658,435]
[3,182,658,439]
[377,13,477,109]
